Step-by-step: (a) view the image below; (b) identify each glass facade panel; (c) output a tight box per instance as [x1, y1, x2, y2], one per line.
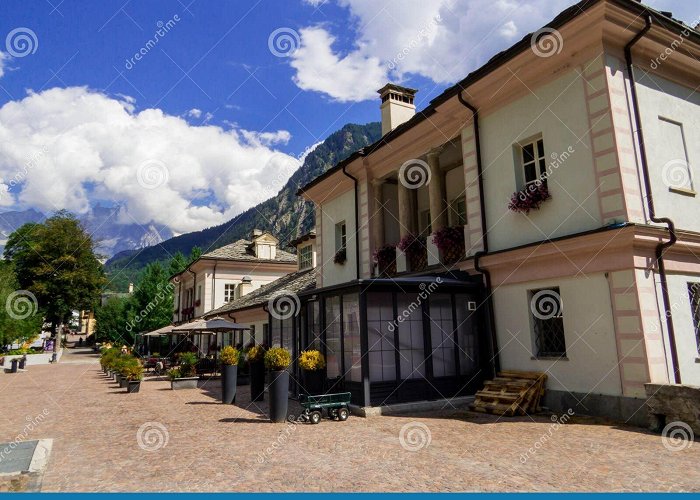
[271, 318, 281, 347]
[366, 292, 396, 382]
[325, 296, 342, 379]
[455, 295, 478, 375]
[307, 300, 321, 350]
[429, 294, 456, 378]
[281, 317, 293, 352]
[342, 294, 361, 382]
[397, 294, 426, 380]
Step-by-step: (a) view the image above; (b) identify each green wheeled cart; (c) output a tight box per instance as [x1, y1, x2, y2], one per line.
[299, 392, 352, 424]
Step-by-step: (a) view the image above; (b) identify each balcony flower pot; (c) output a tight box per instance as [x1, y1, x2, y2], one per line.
[265, 347, 291, 422]
[432, 226, 465, 265]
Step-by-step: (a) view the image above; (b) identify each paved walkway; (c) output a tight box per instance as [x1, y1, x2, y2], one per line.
[0, 345, 698, 492]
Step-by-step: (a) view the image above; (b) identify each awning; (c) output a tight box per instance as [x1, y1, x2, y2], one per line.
[172, 317, 250, 333]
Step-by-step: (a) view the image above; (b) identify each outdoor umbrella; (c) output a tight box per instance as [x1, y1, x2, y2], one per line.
[142, 325, 175, 336]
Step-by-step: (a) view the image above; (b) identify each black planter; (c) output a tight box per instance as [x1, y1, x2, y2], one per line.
[301, 369, 324, 395]
[18, 358, 26, 370]
[221, 364, 238, 404]
[127, 380, 141, 393]
[119, 376, 128, 388]
[268, 370, 289, 423]
[10, 358, 19, 373]
[249, 361, 265, 402]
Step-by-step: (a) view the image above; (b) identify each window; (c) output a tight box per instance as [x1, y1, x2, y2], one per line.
[335, 222, 347, 252]
[658, 118, 692, 191]
[429, 294, 456, 377]
[224, 284, 236, 303]
[521, 138, 546, 186]
[248, 324, 255, 346]
[396, 294, 425, 380]
[196, 285, 202, 303]
[325, 296, 342, 379]
[530, 287, 566, 357]
[298, 245, 313, 270]
[342, 294, 362, 382]
[257, 243, 271, 259]
[367, 293, 397, 382]
[419, 210, 432, 236]
[688, 283, 700, 353]
[455, 295, 478, 375]
[449, 198, 467, 226]
[262, 323, 269, 346]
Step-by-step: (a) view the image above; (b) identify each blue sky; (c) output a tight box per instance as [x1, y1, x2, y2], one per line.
[0, 0, 695, 235]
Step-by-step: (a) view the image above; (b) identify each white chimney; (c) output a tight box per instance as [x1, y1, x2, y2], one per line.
[378, 83, 417, 136]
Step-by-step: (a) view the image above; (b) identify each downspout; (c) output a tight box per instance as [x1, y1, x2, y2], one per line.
[457, 90, 500, 374]
[624, 13, 681, 383]
[342, 154, 364, 281]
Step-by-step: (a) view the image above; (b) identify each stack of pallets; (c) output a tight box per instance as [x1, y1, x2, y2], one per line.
[470, 370, 547, 416]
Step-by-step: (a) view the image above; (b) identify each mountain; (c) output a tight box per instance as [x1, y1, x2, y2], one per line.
[0, 205, 173, 260]
[105, 122, 382, 290]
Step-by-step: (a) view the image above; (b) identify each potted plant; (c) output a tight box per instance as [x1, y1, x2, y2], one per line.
[373, 244, 397, 276]
[299, 350, 326, 395]
[247, 345, 267, 402]
[123, 363, 144, 393]
[432, 225, 465, 265]
[264, 347, 291, 422]
[118, 356, 139, 388]
[219, 345, 240, 404]
[397, 234, 427, 272]
[508, 182, 551, 214]
[169, 352, 199, 390]
[333, 248, 347, 265]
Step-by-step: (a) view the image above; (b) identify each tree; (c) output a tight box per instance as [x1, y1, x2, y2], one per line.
[127, 262, 173, 337]
[94, 296, 132, 344]
[189, 246, 202, 262]
[5, 211, 106, 334]
[0, 262, 43, 349]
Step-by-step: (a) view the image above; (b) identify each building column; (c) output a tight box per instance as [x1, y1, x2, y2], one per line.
[371, 180, 385, 250]
[427, 147, 446, 266]
[427, 147, 447, 232]
[397, 179, 412, 239]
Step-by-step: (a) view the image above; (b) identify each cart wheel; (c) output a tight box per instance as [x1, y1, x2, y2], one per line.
[310, 411, 322, 424]
[337, 407, 349, 421]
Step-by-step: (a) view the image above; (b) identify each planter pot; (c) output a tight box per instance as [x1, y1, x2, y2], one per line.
[127, 380, 141, 393]
[9, 358, 19, 373]
[18, 358, 26, 370]
[268, 370, 289, 423]
[170, 377, 199, 390]
[237, 375, 250, 386]
[113, 372, 118, 382]
[221, 364, 238, 404]
[119, 376, 128, 388]
[249, 361, 265, 402]
[301, 369, 324, 395]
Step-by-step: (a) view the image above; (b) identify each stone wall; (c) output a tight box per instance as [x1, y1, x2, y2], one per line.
[645, 383, 700, 435]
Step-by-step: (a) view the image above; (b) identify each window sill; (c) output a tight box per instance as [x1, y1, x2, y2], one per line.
[531, 356, 569, 361]
[668, 186, 696, 197]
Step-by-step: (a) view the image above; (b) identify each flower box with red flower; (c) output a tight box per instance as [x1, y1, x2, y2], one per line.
[508, 182, 551, 214]
[373, 245, 397, 277]
[397, 234, 427, 272]
[432, 226, 465, 265]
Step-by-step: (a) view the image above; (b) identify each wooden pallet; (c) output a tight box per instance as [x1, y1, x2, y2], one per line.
[470, 370, 547, 416]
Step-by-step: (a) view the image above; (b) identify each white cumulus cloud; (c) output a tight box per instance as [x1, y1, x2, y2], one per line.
[289, 0, 578, 102]
[0, 86, 302, 234]
[0, 51, 8, 79]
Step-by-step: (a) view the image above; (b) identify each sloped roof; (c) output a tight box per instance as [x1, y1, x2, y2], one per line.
[203, 268, 316, 317]
[201, 239, 296, 263]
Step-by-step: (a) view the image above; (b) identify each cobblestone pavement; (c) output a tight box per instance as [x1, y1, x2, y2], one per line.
[0, 346, 698, 492]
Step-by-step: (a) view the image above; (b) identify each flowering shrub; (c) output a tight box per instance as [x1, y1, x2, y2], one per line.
[264, 347, 291, 371]
[333, 248, 347, 264]
[246, 344, 266, 363]
[219, 345, 240, 366]
[508, 182, 551, 214]
[431, 226, 465, 253]
[299, 350, 326, 371]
